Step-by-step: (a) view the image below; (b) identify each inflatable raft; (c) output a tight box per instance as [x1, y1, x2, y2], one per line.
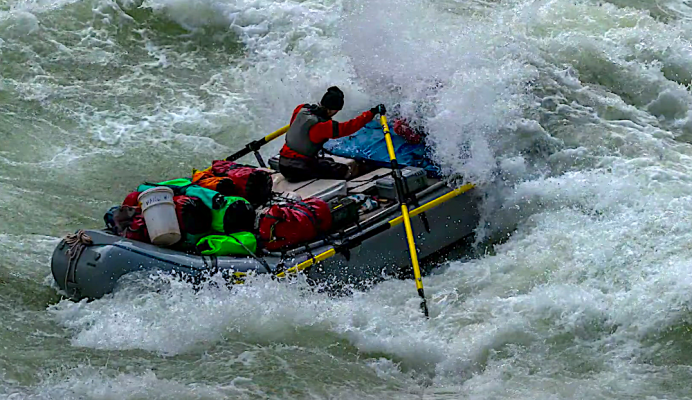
[51, 122, 480, 300]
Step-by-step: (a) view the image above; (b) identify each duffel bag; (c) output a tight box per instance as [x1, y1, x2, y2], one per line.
[191, 169, 236, 196]
[174, 195, 212, 235]
[124, 211, 149, 243]
[210, 160, 273, 207]
[257, 197, 332, 251]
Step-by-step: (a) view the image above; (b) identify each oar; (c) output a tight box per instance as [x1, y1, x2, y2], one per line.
[225, 124, 290, 166]
[379, 114, 430, 317]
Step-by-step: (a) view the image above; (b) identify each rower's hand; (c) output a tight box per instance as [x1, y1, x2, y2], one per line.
[370, 104, 386, 116]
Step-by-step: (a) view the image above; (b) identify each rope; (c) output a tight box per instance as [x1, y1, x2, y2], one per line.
[63, 230, 93, 290]
[65, 230, 93, 257]
[227, 235, 273, 274]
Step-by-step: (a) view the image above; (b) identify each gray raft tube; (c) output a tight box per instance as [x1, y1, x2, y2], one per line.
[51, 181, 479, 300]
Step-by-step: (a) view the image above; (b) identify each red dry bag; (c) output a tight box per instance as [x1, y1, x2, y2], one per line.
[257, 197, 332, 251]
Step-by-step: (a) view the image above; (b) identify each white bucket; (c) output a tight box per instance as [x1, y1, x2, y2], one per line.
[137, 187, 181, 246]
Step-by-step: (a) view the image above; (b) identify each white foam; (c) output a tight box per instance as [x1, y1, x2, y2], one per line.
[28, 366, 247, 399]
[48, 273, 442, 364]
[0, 10, 40, 36]
[6, 0, 692, 397]
[647, 87, 692, 120]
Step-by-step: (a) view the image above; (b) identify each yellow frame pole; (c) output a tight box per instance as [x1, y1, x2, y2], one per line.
[381, 114, 429, 317]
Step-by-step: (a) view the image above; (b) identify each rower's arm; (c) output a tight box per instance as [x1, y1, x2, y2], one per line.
[309, 110, 375, 142]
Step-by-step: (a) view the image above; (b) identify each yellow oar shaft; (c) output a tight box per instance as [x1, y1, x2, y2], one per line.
[265, 124, 290, 142]
[400, 203, 424, 291]
[226, 124, 290, 162]
[380, 115, 428, 316]
[275, 248, 336, 278]
[383, 124, 397, 160]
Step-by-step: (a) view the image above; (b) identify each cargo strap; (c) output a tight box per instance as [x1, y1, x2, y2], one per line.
[258, 200, 323, 243]
[227, 234, 272, 274]
[406, 194, 431, 233]
[63, 230, 93, 289]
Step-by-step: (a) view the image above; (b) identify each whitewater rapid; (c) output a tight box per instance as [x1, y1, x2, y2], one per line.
[2, 0, 692, 398]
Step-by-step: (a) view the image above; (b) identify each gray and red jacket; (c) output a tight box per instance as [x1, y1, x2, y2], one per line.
[280, 104, 374, 160]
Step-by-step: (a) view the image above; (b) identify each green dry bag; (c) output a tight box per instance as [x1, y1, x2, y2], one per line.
[197, 232, 257, 256]
[138, 179, 226, 210]
[210, 196, 255, 234]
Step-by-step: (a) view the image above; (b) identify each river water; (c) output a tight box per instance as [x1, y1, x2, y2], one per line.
[2, 0, 692, 398]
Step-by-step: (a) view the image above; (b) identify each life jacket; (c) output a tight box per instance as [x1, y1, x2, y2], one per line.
[285, 104, 335, 158]
[210, 196, 256, 234]
[174, 195, 212, 235]
[256, 197, 332, 251]
[210, 160, 273, 207]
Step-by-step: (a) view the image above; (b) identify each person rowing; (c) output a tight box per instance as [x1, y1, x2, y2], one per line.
[278, 86, 386, 182]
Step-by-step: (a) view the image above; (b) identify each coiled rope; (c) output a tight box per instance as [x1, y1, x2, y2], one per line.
[63, 230, 93, 290]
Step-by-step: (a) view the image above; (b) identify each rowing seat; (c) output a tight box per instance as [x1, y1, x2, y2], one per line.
[267, 154, 362, 179]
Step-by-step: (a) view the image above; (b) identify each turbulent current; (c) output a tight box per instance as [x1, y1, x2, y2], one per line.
[3, 0, 692, 398]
